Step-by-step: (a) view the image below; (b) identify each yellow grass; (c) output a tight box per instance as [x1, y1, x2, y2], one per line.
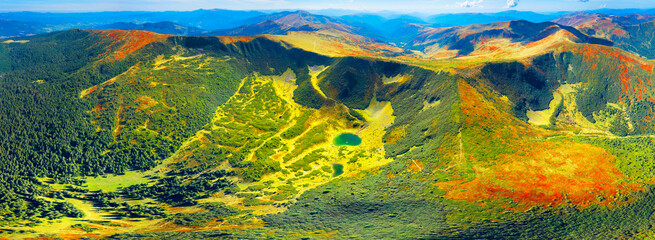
[421, 100, 441, 113]
[2, 39, 29, 44]
[309, 65, 329, 99]
[383, 74, 413, 84]
[527, 92, 562, 126]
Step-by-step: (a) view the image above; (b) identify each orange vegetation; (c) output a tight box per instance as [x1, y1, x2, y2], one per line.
[611, 28, 628, 37]
[218, 36, 258, 44]
[443, 140, 641, 208]
[409, 160, 423, 172]
[136, 96, 158, 111]
[80, 85, 98, 98]
[114, 106, 125, 137]
[436, 80, 642, 209]
[573, 44, 655, 102]
[92, 29, 170, 61]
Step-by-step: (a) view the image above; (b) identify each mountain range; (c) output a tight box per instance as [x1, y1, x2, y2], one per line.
[3, 7, 655, 240]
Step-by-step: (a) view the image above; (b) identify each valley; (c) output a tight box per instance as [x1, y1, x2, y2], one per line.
[2, 7, 655, 239]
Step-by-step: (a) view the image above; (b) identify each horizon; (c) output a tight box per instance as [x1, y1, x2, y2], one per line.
[2, 0, 653, 15]
[0, 7, 646, 16]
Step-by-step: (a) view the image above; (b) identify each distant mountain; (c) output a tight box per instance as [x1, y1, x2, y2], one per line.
[554, 12, 655, 58]
[340, 14, 428, 42]
[210, 11, 383, 40]
[409, 20, 612, 57]
[99, 21, 209, 36]
[211, 20, 317, 36]
[233, 10, 354, 29]
[488, 10, 561, 23]
[590, 8, 655, 16]
[306, 8, 363, 16]
[0, 9, 265, 30]
[0, 19, 44, 38]
[383, 16, 429, 36]
[339, 14, 389, 29]
[554, 12, 655, 27]
[427, 11, 561, 27]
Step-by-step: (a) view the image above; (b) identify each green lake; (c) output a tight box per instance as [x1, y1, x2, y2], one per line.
[333, 133, 362, 146]
[332, 164, 344, 177]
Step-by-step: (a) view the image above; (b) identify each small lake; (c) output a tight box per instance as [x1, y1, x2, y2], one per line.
[332, 164, 344, 177]
[333, 133, 362, 146]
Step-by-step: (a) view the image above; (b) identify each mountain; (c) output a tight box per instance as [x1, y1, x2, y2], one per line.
[590, 8, 655, 16]
[211, 19, 316, 36]
[0, 19, 45, 38]
[554, 12, 655, 58]
[210, 11, 384, 42]
[4, 9, 655, 240]
[402, 20, 612, 58]
[99, 21, 209, 36]
[0, 9, 266, 30]
[212, 11, 375, 36]
[427, 11, 561, 27]
[554, 12, 655, 27]
[488, 10, 561, 23]
[339, 14, 428, 37]
[339, 13, 389, 29]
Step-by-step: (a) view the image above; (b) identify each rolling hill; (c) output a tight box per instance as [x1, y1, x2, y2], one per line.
[398, 20, 612, 58]
[0, 19, 45, 38]
[0, 9, 266, 31]
[98, 21, 209, 36]
[3, 9, 655, 240]
[554, 12, 655, 58]
[210, 11, 383, 40]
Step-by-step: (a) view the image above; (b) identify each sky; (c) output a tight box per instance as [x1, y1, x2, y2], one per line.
[1, 0, 654, 13]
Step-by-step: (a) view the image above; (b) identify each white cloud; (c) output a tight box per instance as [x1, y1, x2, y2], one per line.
[456, 0, 483, 8]
[600, 3, 607, 8]
[505, 0, 518, 8]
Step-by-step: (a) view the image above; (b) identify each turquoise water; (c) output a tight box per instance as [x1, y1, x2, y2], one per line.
[333, 133, 362, 146]
[332, 164, 344, 177]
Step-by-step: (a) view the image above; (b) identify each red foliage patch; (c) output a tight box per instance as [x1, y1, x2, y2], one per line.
[444, 140, 640, 208]
[408, 160, 423, 172]
[438, 80, 642, 210]
[572, 44, 655, 104]
[136, 96, 157, 111]
[611, 28, 628, 37]
[94, 29, 170, 61]
[218, 36, 257, 44]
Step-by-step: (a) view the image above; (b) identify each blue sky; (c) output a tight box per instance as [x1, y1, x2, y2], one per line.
[1, 0, 653, 13]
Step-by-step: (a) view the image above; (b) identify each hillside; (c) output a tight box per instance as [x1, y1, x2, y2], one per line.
[98, 21, 209, 36]
[554, 12, 655, 58]
[395, 20, 611, 59]
[210, 11, 382, 40]
[3, 9, 655, 239]
[0, 19, 44, 38]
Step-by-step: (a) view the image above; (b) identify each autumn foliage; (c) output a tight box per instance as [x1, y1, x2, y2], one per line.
[92, 29, 170, 61]
[435, 80, 642, 210]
